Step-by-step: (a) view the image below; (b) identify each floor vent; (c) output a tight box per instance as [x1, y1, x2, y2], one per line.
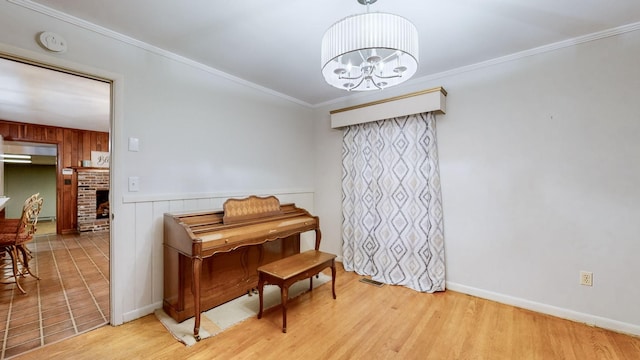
[359, 278, 384, 287]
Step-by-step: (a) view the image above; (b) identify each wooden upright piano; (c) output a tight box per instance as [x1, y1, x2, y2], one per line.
[163, 195, 321, 340]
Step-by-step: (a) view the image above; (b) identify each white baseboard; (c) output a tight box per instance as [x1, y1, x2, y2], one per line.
[446, 282, 640, 337]
[122, 302, 163, 324]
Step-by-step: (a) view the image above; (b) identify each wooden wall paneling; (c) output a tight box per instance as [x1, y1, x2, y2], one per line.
[81, 131, 91, 162]
[14, 125, 22, 139]
[24, 123, 36, 140]
[69, 130, 81, 233]
[0, 123, 8, 137]
[61, 129, 76, 232]
[0, 123, 10, 138]
[99, 134, 107, 155]
[61, 129, 72, 167]
[59, 170, 72, 233]
[88, 132, 95, 156]
[56, 141, 63, 233]
[55, 128, 64, 233]
[3, 123, 15, 139]
[21, 123, 32, 139]
[31, 123, 45, 140]
[73, 129, 82, 166]
[59, 129, 69, 232]
[90, 132, 96, 160]
[44, 126, 57, 142]
[91, 131, 108, 153]
[14, 123, 24, 139]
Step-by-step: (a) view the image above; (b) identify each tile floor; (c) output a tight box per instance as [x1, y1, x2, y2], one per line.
[0, 231, 109, 359]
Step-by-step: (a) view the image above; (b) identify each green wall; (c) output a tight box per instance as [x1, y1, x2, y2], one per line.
[3, 164, 56, 220]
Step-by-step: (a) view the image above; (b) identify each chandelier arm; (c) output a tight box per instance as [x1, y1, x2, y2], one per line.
[370, 79, 383, 90]
[349, 76, 368, 90]
[373, 73, 402, 80]
[339, 73, 365, 81]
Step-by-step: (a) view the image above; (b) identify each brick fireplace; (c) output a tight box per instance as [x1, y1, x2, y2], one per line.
[77, 168, 110, 232]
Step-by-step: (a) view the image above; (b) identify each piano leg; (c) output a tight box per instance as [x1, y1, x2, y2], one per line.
[281, 286, 289, 333]
[331, 259, 337, 299]
[192, 256, 202, 341]
[257, 275, 265, 319]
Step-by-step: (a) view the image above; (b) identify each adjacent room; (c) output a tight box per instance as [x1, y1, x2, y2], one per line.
[0, 58, 111, 358]
[0, 1, 639, 359]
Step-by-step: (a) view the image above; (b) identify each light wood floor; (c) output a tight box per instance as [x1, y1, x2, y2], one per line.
[14, 264, 640, 360]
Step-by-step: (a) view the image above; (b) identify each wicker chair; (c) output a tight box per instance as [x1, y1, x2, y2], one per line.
[0, 193, 43, 294]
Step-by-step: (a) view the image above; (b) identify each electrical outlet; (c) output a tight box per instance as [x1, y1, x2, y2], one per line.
[580, 271, 593, 286]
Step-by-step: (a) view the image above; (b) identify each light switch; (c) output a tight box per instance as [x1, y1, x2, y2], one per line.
[128, 176, 140, 192]
[128, 137, 139, 152]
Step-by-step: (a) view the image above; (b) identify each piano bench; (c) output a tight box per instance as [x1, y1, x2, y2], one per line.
[257, 250, 337, 333]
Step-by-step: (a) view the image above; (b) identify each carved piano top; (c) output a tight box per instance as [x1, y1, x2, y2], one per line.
[164, 195, 321, 257]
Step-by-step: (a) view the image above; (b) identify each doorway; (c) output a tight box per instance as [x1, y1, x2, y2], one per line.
[0, 56, 111, 234]
[2, 140, 57, 234]
[0, 55, 112, 358]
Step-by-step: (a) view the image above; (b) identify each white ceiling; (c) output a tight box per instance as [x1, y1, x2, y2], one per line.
[2, 0, 640, 131]
[0, 57, 111, 132]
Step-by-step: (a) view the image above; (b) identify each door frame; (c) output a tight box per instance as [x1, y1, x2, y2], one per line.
[0, 43, 124, 326]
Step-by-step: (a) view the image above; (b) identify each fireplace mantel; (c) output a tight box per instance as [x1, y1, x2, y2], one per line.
[74, 167, 109, 171]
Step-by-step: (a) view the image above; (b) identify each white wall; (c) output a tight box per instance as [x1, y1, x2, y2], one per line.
[0, 2, 316, 325]
[314, 29, 640, 335]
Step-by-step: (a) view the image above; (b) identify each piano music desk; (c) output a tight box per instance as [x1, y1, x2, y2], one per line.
[257, 250, 336, 333]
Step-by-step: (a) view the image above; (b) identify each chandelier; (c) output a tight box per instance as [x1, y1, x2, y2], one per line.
[321, 0, 419, 91]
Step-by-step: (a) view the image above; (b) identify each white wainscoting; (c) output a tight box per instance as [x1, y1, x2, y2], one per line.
[118, 190, 315, 323]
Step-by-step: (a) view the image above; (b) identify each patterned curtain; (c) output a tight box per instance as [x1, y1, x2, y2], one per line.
[341, 112, 445, 292]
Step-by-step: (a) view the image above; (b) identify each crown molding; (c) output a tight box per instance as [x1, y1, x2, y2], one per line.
[315, 21, 640, 109]
[10, 0, 640, 109]
[412, 21, 640, 83]
[8, 0, 313, 108]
